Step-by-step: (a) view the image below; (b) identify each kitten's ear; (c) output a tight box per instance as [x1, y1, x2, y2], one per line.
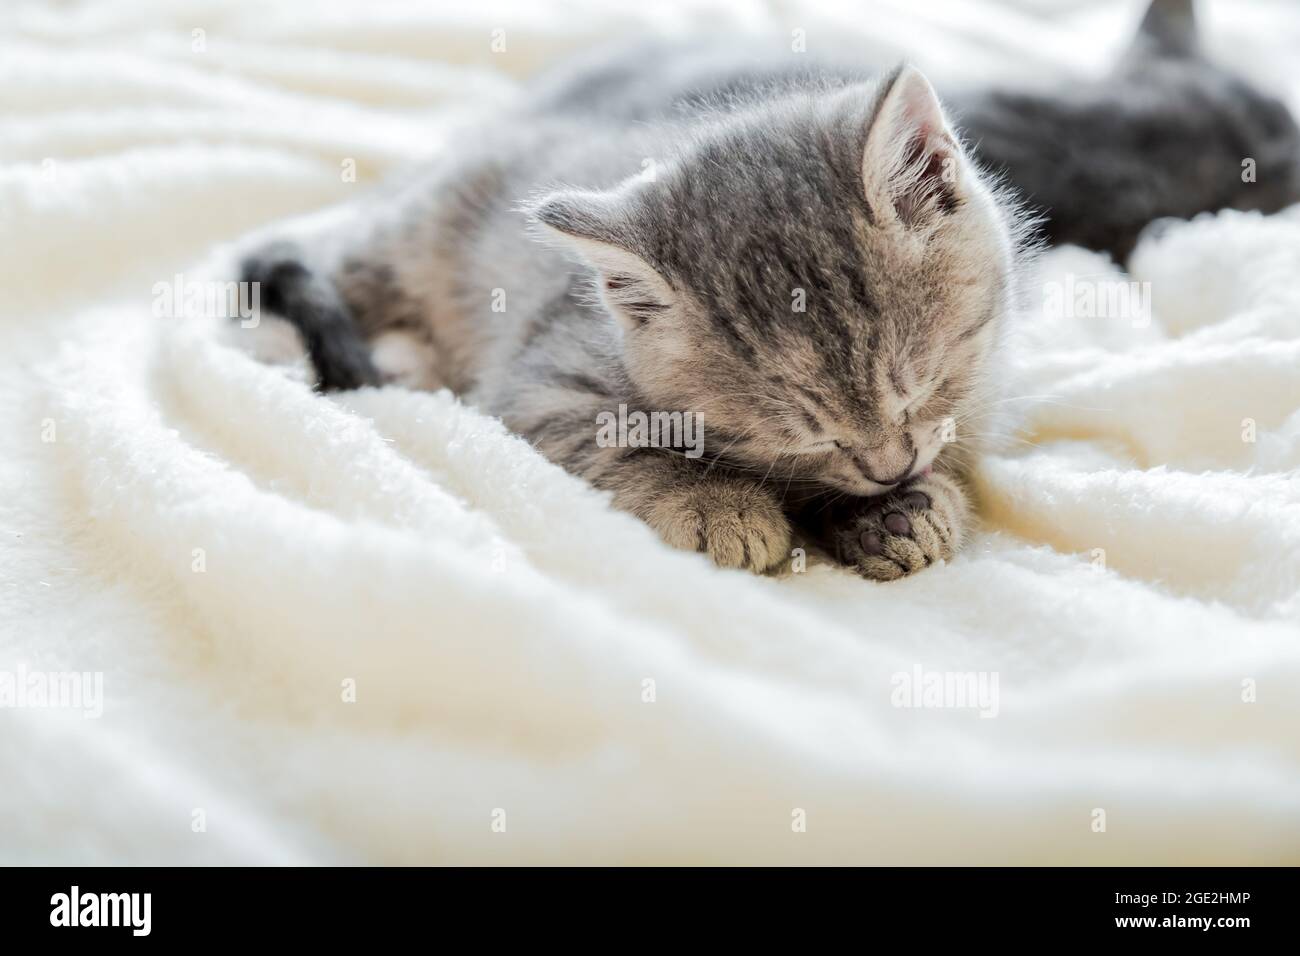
[1133, 0, 1197, 59]
[861, 65, 961, 228]
[532, 189, 628, 248]
[532, 189, 676, 330]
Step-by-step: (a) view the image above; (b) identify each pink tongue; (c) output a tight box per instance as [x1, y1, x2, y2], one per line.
[919, 466, 932, 477]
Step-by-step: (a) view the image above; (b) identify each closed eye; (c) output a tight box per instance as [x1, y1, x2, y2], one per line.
[911, 377, 962, 418]
[800, 440, 842, 455]
[905, 381, 943, 416]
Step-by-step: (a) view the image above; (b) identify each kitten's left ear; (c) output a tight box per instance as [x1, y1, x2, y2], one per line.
[531, 188, 677, 330]
[862, 65, 961, 228]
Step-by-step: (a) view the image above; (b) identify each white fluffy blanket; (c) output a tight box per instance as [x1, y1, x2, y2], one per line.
[3, 0, 1299, 864]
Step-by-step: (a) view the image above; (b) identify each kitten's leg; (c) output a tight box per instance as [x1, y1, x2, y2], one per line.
[240, 241, 381, 391]
[640, 469, 793, 572]
[231, 171, 456, 392]
[825, 469, 971, 581]
[577, 445, 792, 573]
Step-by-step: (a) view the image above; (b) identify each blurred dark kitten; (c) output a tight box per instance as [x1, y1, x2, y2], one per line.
[954, 0, 1300, 260]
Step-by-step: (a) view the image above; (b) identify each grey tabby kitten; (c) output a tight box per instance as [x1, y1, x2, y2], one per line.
[234, 0, 1297, 580]
[241, 60, 1014, 580]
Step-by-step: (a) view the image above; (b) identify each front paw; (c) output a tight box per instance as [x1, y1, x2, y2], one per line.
[834, 474, 968, 581]
[647, 478, 791, 573]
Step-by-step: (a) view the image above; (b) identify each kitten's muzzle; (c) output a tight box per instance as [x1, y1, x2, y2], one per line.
[860, 448, 918, 487]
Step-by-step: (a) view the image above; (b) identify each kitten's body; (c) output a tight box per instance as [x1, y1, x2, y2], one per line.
[233, 0, 1299, 579]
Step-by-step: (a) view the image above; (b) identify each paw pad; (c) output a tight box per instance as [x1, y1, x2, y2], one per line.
[882, 511, 911, 536]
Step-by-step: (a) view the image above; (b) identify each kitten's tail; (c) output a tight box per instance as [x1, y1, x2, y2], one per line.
[239, 242, 381, 391]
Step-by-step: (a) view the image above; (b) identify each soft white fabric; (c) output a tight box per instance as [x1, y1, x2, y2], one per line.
[3, 0, 1298, 864]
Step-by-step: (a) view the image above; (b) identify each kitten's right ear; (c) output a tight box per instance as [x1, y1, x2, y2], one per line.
[531, 189, 677, 330]
[861, 65, 961, 229]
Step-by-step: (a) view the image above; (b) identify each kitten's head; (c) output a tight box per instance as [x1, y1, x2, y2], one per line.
[533, 66, 1021, 495]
